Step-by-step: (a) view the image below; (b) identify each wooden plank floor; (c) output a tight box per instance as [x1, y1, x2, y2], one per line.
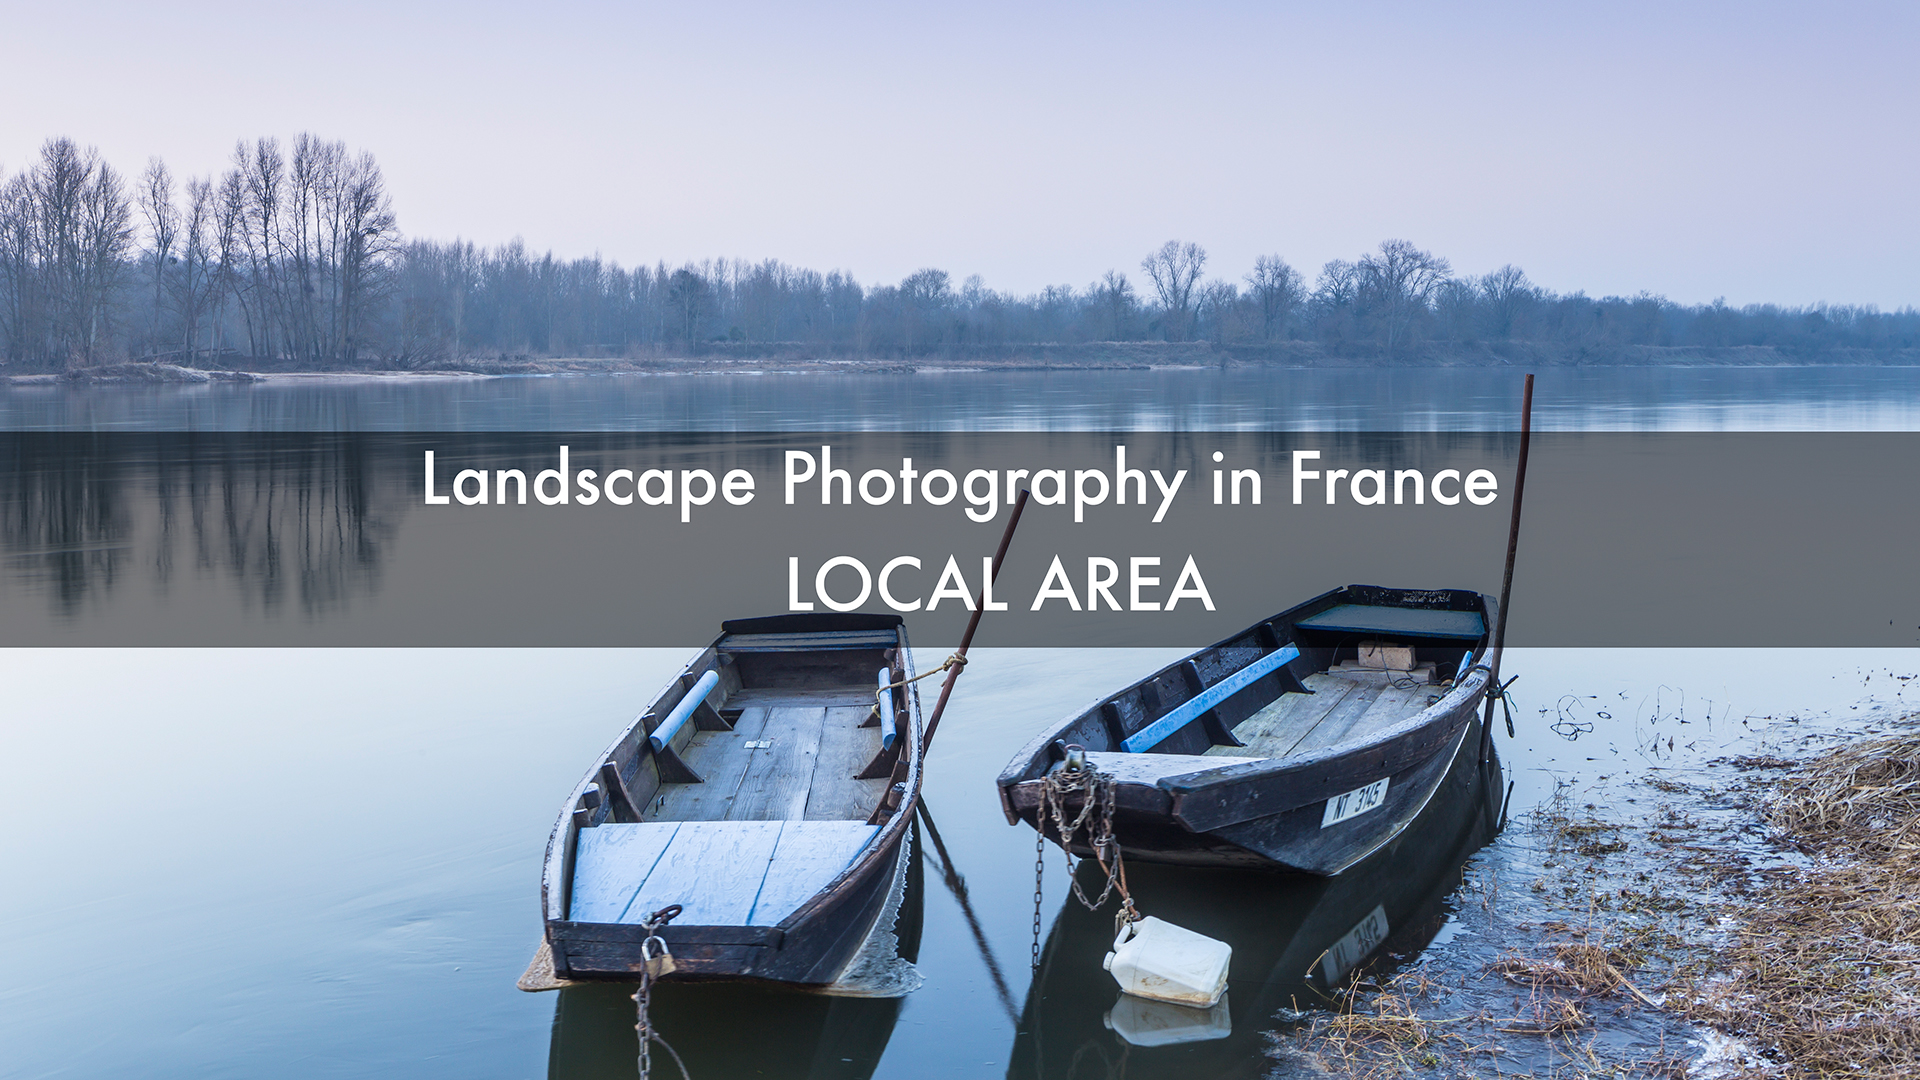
[806, 705, 889, 820]
[729, 705, 829, 820]
[570, 820, 881, 925]
[646, 693, 886, 825]
[1205, 670, 1436, 760]
[628, 821, 785, 925]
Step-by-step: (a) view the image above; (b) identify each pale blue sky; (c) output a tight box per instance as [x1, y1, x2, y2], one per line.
[3, 0, 1914, 306]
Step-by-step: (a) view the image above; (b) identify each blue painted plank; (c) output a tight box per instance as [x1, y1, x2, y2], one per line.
[747, 822, 880, 926]
[624, 820, 785, 925]
[649, 668, 722, 753]
[1123, 645, 1300, 753]
[569, 823, 681, 923]
[1294, 605, 1486, 641]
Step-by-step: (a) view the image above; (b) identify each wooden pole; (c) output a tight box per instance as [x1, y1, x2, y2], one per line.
[921, 488, 1031, 752]
[1483, 373, 1534, 761]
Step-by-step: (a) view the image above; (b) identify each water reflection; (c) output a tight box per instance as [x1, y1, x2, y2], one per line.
[0, 433, 395, 620]
[546, 818, 925, 1080]
[1011, 722, 1503, 1080]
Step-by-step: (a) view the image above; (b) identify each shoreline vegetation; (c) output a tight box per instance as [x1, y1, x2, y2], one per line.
[4, 135, 1918, 377]
[9, 346, 1920, 388]
[1284, 719, 1920, 1079]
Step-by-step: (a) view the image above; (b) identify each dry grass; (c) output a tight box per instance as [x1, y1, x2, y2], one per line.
[1494, 995, 1590, 1036]
[1310, 970, 1495, 1078]
[1770, 733, 1920, 856]
[1491, 940, 1657, 1005]
[1669, 728, 1920, 1077]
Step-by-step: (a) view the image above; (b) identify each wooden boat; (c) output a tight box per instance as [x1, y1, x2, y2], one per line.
[541, 612, 922, 985]
[1010, 715, 1504, 1076]
[997, 584, 1494, 875]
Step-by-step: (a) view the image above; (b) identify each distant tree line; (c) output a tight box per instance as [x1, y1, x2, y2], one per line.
[3, 134, 1917, 370]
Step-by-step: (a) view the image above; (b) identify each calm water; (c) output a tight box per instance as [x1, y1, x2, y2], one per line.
[3, 367, 1917, 1080]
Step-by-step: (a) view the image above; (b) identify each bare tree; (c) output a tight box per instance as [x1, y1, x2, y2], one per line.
[1358, 239, 1450, 353]
[1244, 254, 1303, 342]
[334, 149, 396, 363]
[1478, 264, 1533, 339]
[233, 137, 285, 358]
[212, 167, 246, 357]
[1196, 280, 1240, 342]
[137, 158, 178, 355]
[899, 268, 951, 350]
[174, 176, 217, 362]
[1091, 270, 1135, 340]
[21, 139, 133, 366]
[0, 168, 37, 362]
[1, 143, 133, 367]
[667, 266, 707, 348]
[76, 158, 134, 364]
[1140, 240, 1206, 341]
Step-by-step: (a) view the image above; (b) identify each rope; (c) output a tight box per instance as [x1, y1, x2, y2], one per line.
[1491, 674, 1519, 738]
[634, 905, 691, 1080]
[871, 653, 967, 723]
[1467, 664, 1521, 738]
[1037, 748, 1140, 938]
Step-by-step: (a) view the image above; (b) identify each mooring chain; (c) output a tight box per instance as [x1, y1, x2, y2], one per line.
[1031, 828, 1046, 970]
[634, 905, 691, 1080]
[1038, 748, 1140, 934]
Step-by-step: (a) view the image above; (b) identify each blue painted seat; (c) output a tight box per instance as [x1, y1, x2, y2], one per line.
[1123, 644, 1300, 753]
[570, 820, 880, 927]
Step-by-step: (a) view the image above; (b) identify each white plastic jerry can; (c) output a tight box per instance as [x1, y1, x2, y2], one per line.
[1102, 916, 1232, 1009]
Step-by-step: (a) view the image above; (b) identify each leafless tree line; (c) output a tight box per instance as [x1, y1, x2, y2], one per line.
[3, 134, 1917, 370]
[2, 135, 393, 368]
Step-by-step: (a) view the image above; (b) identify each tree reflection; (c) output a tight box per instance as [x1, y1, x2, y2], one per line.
[0, 434, 397, 624]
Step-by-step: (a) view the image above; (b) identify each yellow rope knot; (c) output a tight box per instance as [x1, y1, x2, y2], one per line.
[871, 653, 972, 720]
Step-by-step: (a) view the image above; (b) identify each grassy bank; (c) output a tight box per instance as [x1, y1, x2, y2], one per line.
[1670, 733, 1920, 1075]
[1280, 718, 1920, 1078]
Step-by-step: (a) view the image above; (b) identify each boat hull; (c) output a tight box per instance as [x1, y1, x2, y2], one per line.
[1005, 704, 1476, 874]
[998, 584, 1493, 876]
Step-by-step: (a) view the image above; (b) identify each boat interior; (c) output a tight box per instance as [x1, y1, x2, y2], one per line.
[1203, 602, 1486, 761]
[1025, 591, 1490, 779]
[566, 622, 905, 929]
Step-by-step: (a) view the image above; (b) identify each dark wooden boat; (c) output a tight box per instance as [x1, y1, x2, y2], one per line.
[997, 584, 1494, 875]
[541, 612, 922, 985]
[1010, 713, 1504, 1077]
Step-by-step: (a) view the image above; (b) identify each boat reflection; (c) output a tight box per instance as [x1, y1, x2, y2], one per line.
[546, 815, 924, 1080]
[1010, 719, 1504, 1079]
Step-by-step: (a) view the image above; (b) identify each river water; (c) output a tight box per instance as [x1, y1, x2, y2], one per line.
[3, 366, 1917, 1080]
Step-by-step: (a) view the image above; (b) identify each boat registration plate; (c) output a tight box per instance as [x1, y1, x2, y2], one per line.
[1321, 778, 1389, 828]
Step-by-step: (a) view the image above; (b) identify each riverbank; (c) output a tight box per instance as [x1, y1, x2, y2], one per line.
[7, 342, 1920, 385]
[1280, 706, 1920, 1079]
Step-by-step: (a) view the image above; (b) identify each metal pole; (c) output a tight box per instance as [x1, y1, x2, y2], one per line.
[922, 488, 1032, 752]
[1483, 374, 1533, 760]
